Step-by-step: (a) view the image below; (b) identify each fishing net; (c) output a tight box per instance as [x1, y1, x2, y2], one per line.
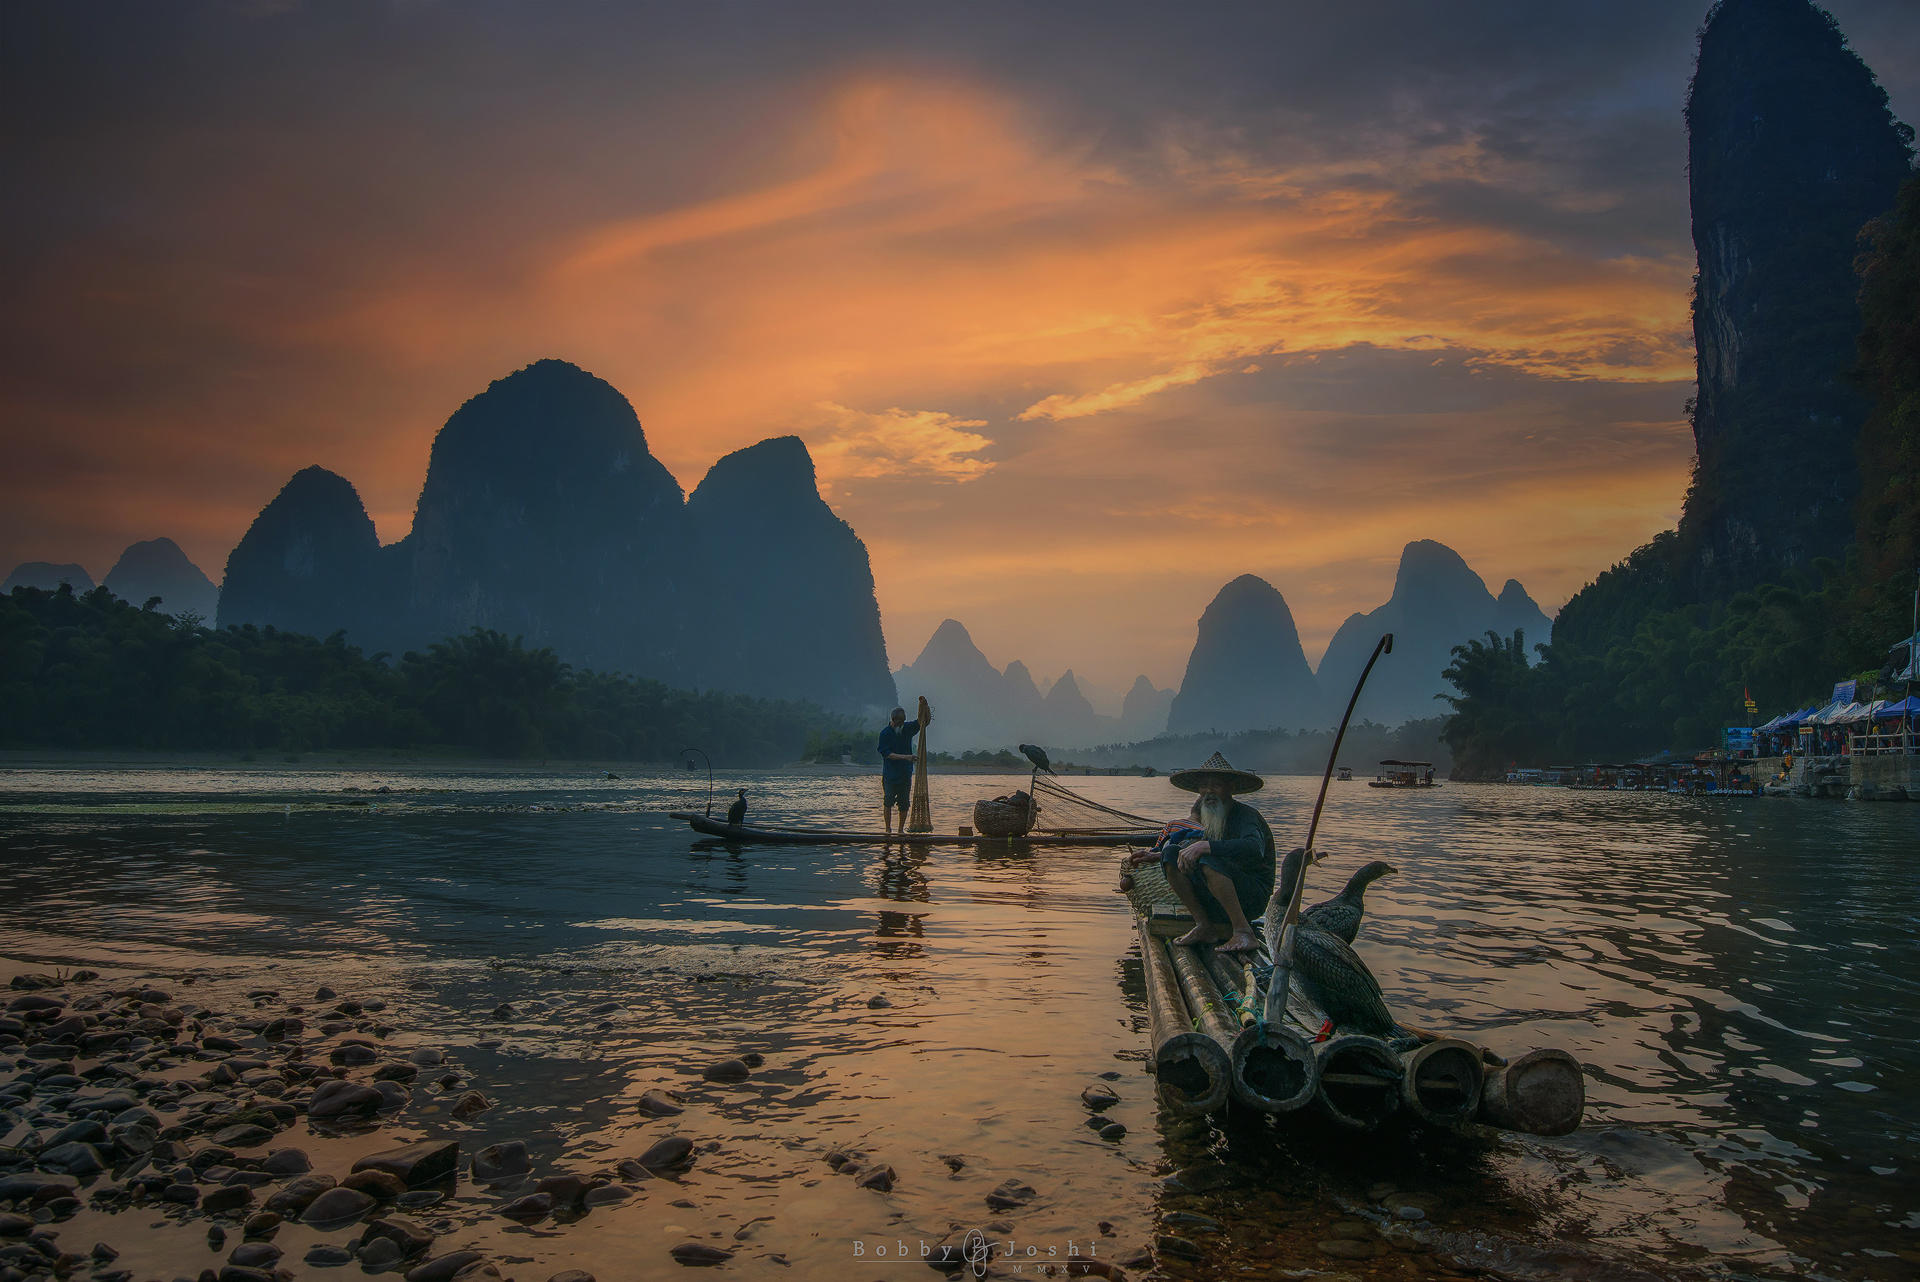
[1028, 773, 1161, 836]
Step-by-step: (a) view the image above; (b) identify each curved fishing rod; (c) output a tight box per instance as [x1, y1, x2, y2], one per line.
[679, 746, 714, 817]
[1261, 632, 1392, 1025]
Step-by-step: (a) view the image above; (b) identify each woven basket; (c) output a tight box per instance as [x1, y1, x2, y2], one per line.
[972, 795, 1034, 838]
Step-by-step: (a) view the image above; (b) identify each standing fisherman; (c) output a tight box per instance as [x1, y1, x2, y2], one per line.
[877, 703, 931, 834]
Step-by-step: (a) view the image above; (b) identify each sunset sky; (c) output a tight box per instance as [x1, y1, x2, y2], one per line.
[5, 2, 1917, 696]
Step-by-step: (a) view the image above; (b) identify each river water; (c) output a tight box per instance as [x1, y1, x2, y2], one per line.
[0, 763, 1915, 1281]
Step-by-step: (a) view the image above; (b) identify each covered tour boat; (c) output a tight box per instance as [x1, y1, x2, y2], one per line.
[1368, 759, 1437, 788]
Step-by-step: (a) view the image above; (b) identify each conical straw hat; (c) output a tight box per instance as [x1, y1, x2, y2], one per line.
[1168, 751, 1264, 794]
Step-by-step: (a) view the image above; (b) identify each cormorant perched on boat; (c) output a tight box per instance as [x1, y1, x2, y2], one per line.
[1263, 848, 1407, 1039]
[1289, 922, 1404, 1039]
[1304, 860, 1396, 944]
[1019, 744, 1056, 775]
[726, 789, 748, 826]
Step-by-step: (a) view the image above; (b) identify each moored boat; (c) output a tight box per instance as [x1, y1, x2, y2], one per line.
[1368, 759, 1437, 788]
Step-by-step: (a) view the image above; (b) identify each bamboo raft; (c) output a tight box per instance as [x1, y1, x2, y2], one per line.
[1127, 863, 1585, 1136]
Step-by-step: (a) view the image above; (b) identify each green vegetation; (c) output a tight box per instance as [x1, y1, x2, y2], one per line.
[799, 730, 1031, 770]
[0, 585, 855, 764]
[944, 748, 1030, 769]
[1442, 176, 1920, 777]
[1063, 720, 1450, 777]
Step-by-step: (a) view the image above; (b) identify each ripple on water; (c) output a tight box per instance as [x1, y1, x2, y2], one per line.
[0, 766, 1915, 1281]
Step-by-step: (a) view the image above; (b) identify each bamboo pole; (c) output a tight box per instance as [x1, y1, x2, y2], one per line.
[1263, 633, 1393, 1025]
[906, 695, 932, 833]
[1136, 919, 1229, 1116]
[1168, 943, 1240, 1048]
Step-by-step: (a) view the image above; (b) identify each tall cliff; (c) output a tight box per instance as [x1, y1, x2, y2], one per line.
[1167, 575, 1319, 735]
[396, 359, 688, 675]
[104, 538, 218, 620]
[218, 467, 384, 641]
[215, 360, 896, 715]
[1317, 542, 1551, 727]
[1680, 0, 1913, 589]
[684, 436, 896, 713]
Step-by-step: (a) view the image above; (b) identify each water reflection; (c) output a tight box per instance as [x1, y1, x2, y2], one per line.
[0, 766, 1913, 1279]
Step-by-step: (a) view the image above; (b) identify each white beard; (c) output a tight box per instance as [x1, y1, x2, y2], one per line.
[1198, 794, 1230, 842]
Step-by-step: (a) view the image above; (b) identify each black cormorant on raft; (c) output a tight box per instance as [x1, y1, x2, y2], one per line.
[726, 789, 748, 827]
[1304, 858, 1395, 943]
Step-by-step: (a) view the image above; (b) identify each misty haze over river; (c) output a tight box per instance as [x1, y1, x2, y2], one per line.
[1, 764, 1914, 1281]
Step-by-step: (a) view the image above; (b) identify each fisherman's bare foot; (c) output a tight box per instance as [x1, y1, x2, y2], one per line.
[1219, 929, 1260, 954]
[1173, 924, 1229, 946]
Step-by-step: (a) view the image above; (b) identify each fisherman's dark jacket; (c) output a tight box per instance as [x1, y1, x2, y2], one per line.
[876, 722, 921, 782]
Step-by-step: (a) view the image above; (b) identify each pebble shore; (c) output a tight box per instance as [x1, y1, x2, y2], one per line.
[0, 970, 744, 1282]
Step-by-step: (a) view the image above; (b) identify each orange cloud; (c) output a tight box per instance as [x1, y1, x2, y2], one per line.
[806, 403, 993, 486]
[5, 68, 1701, 696]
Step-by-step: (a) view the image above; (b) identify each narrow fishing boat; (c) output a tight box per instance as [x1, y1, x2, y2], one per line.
[669, 774, 1160, 847]
[670, 810, 1152, 847]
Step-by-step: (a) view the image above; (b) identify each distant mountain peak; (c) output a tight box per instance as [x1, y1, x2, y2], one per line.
[1393, 540, 1488, 598]
[105, 537, 218, 619]
[218, 464, 382, 637]
[2, 562, 95, 594]
[914, 619, 986, 666]
[1168, 574, 1317, 734]
[281, 464, 363, 505]
[690, 435, 821, 509]
[422, 357, 681, 507]
[1496, 578, 1538, 609]
[1317, 543, 1552, 726]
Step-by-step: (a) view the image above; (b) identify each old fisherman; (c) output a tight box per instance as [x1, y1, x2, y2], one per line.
[1129, 751, 1275, 953]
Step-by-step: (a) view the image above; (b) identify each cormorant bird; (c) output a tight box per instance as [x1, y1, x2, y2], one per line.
[1019, 744, 1056, 775]
[1304, 861, 1397, 944]
[1291, 920, 1403, 1039]
[1262, 848, 1406, 1039]
[725, 788, 748, 826]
